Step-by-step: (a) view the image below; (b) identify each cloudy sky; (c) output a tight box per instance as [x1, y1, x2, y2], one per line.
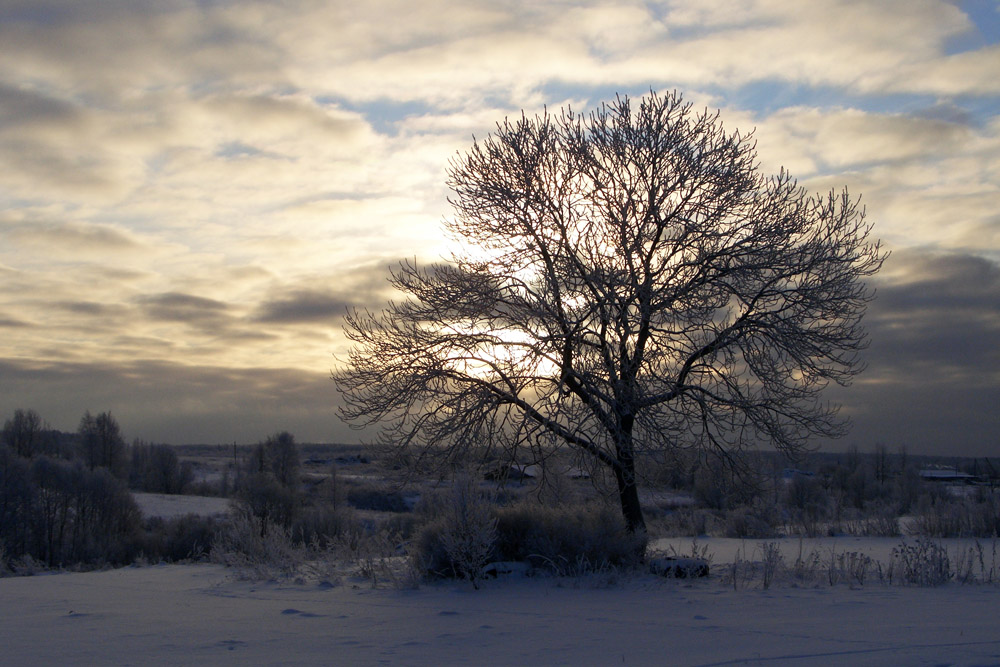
[1, 0, 998, 456]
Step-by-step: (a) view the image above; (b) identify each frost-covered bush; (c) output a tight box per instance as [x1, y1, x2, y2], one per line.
[493, 501, 645, 574]
[910, 492, 1000, 538]
[723, 499, 781, 539]
[838, 501, 900, 537]
[137, 514, 219, 562]
[412, 475, 497, 587]
[234, 473, 300, 530]
[650, 507, 720, 537]
[438, 475, 497, 587]
[290, 505, 361, 548]
[211, 513, 303, 580]
[889, 538, 951, 586]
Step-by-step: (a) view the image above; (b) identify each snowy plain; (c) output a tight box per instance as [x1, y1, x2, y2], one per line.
[3, 550, 1000, 666]
[133, 492, 231, 520]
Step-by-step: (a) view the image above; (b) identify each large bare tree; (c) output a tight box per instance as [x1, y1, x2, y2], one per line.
[335, 91, 885, 534]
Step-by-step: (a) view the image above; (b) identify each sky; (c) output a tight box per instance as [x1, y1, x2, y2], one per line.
[0, 0, 998, 456]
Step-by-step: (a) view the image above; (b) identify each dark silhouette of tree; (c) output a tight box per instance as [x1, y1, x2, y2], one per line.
[335, 91, 885, 534]
[129, 441, 192, 494]
[78, 411, 127, 479]
[234, 432, 301, 533]
[264, 431, 300, 489]
[2, 408, 44, 459]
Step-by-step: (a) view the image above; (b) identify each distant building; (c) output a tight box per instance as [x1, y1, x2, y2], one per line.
[919, 468, 978, 484]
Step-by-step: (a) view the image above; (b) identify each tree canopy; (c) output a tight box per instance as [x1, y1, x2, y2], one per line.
[335, 91, 885, 534]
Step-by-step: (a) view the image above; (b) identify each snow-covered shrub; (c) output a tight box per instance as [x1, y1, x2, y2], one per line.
[438, 475, 497, 588]
[827, 550, 875, 587]
[412, 474, 497, 587]
[290, 505, 360, 548]
[889, 538, 950, 586]
[331, 527, 416, 589]
[723, 499, 781, 539]
[952, 537, 1000, 585]
[137, 514, 219, 562]
[211, 513, 303, 580]
[838, 501, 899, 537]
[650, 507, 720, 537]
[760, 542, 783, 589]
[493, 501, 645, 575]
[911, 492, 1000, 538]
[233, 473, 300, 530]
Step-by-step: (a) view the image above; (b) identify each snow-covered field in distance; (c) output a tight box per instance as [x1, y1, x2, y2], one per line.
[2, 560, 999, 666]
[133, 492, 231, 519]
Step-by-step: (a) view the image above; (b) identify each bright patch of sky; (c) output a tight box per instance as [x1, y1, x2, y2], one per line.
[948, 0, 1000, 52]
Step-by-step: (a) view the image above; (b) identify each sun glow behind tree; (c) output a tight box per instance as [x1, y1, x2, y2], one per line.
[337, 90, 883, 534]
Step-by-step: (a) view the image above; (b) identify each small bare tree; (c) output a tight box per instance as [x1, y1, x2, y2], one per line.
[335, 91, 885, 534]
[2, 408, 44, 459]
[78, 411, 127, 479]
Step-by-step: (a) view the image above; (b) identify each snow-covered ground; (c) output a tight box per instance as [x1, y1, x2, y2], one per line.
[2, 560, 999, 666]
[133, 492, 231, 519]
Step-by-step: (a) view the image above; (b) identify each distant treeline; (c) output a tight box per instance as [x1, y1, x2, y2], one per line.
[0, 407, 202, 569]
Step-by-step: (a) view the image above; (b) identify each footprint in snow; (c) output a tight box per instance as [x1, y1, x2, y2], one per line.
[281, 608, 324, 618]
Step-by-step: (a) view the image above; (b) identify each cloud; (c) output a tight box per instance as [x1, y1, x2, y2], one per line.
[5, 220, 145, 253]
[0, 313, 30, 328]
[0, 357, 351, 444]
[252, 262, 401, 325]
[137, 292, 232, 324]
[0, 81, 85, 129]
[819, 249, 1000, 455]
[254, 289, 354, 324]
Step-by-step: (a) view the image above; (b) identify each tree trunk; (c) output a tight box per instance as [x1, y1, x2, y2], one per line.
[613, 421, 647, 535]
[614, 462, 646, 535]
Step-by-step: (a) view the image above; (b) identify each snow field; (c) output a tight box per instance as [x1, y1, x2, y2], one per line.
[2, 555, 1000, 666]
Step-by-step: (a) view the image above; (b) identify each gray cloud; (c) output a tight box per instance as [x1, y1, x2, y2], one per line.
[0, 357, 352, 445]
[0, 313, 30, 328]
[253, 289, 353, 324]
[0, 81, 84, 128]
[252, 262, 400, 325]
[135, 292, 234, 332]
[4, 220, 146, 253]
[819, 249, 1000, 455]
[52, 300, 127, 317]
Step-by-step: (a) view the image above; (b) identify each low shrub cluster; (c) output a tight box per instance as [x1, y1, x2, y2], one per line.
[135, 514, 219, 562]
[411, 477, 646, 585]
[494, 502, 645, 574]
[910, 492, 1000, 538]
[720, 536, 999, 591]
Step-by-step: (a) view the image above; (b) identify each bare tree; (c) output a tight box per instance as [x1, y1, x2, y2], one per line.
[335, 91, 885, 534]
[78, 411, 127, 479]
[2, 408, 45, 459]
[264, 431, 300, 490]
